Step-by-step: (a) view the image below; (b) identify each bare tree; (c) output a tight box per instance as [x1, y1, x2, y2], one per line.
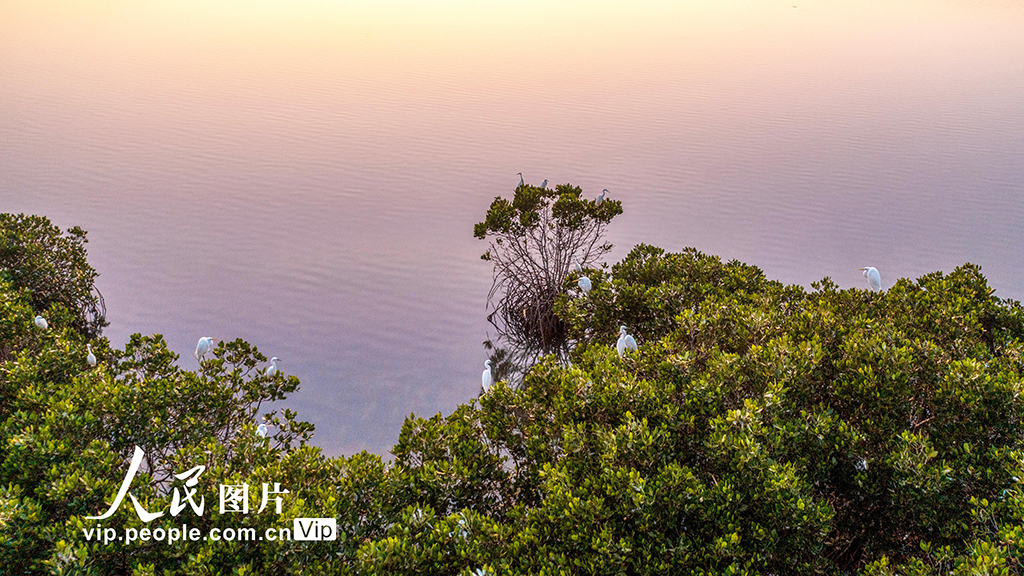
[474, 182, 622, 384]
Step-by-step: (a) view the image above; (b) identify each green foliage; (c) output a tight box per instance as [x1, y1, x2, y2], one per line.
[2, 215, 1023, 574]
[0, 214, 106, 340]
[474, 184, 622, 243]
[373, 245, 1024, 574]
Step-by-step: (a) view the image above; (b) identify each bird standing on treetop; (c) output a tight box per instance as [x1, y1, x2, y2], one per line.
[87, 344, 97, 367]
[267, 357, 280, 377]
[518, 172, 524, 187]
[195, 337, 218, 360]
[34, 315, 48, 329]
[596, 189, 607, 205]
[860, 267, 882, 292]
[481, 360, 493, 394]
[539, 179, 548, 189]
[617, 326, 638, 357]
[578, 276, 592, 294]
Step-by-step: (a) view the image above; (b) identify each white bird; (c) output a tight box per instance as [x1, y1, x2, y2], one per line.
[617, 326, 638, 357]
[860, 267, 882, 292]
[578, 276, 592, 294]
[34, 315, 48, 330]
[539, 179, 548, 189]
[572, 258, 583, 273]
[194, 337, 218, 360]
[267, 357, 280, 377]
[518, 172, 524, 187]
[481, 360, 493, 394]
[256, 423, 268, 438]
[596, 188, 607, 205]
[86, 344, 97, 367]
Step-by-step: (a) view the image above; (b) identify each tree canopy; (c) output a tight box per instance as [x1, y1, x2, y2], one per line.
[0, 214, 106, 341]
[1, 214, 1023, 575]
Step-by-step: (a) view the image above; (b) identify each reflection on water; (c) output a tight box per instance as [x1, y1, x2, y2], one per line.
[2, 0, 1022, 455]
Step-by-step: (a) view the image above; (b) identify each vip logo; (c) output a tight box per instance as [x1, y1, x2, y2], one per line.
[293, 518, 337, 541]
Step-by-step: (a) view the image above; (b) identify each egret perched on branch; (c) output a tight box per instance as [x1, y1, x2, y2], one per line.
[596, 188, 607, 205]
[34, 315, 48, 330]
[617, 326, 638, 357]
[578, 276, 592, 294]
[482, 360, 493, 394]
[572, 258, 582, 273]
[860, 267, 882, 292]
[518, 172, 524, 187]
[256, 423, 268, 438]
[195, 337, 218, 360]
[267, 357, 280, 377]
[539, 179, 548, 189]
[86, 344, 97, 367]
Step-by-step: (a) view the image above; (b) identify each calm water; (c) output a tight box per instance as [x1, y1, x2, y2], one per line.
[2, 1, 1022, 456]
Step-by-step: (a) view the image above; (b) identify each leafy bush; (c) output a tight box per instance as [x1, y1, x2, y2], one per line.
[0, 214, 106, 340]
[380, 245, 1024, 574]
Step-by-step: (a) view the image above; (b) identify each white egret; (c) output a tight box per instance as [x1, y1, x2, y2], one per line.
[617, 326, 638, 357]
[539, 179, 548, 189]
[572, 258, 582, 273]
[34, 315, 48, 330]
[267, 357, 280, 377]
[578, 276, 592, 294]
[194, 337, 218, 360]
[481, 360, 493, 394]
[86, 344, 97, 367]
[256, 423, 268, 438]
[518, 172, 524, 187]
[596, 188, 608, 205]
[860, 267, 882, 292]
